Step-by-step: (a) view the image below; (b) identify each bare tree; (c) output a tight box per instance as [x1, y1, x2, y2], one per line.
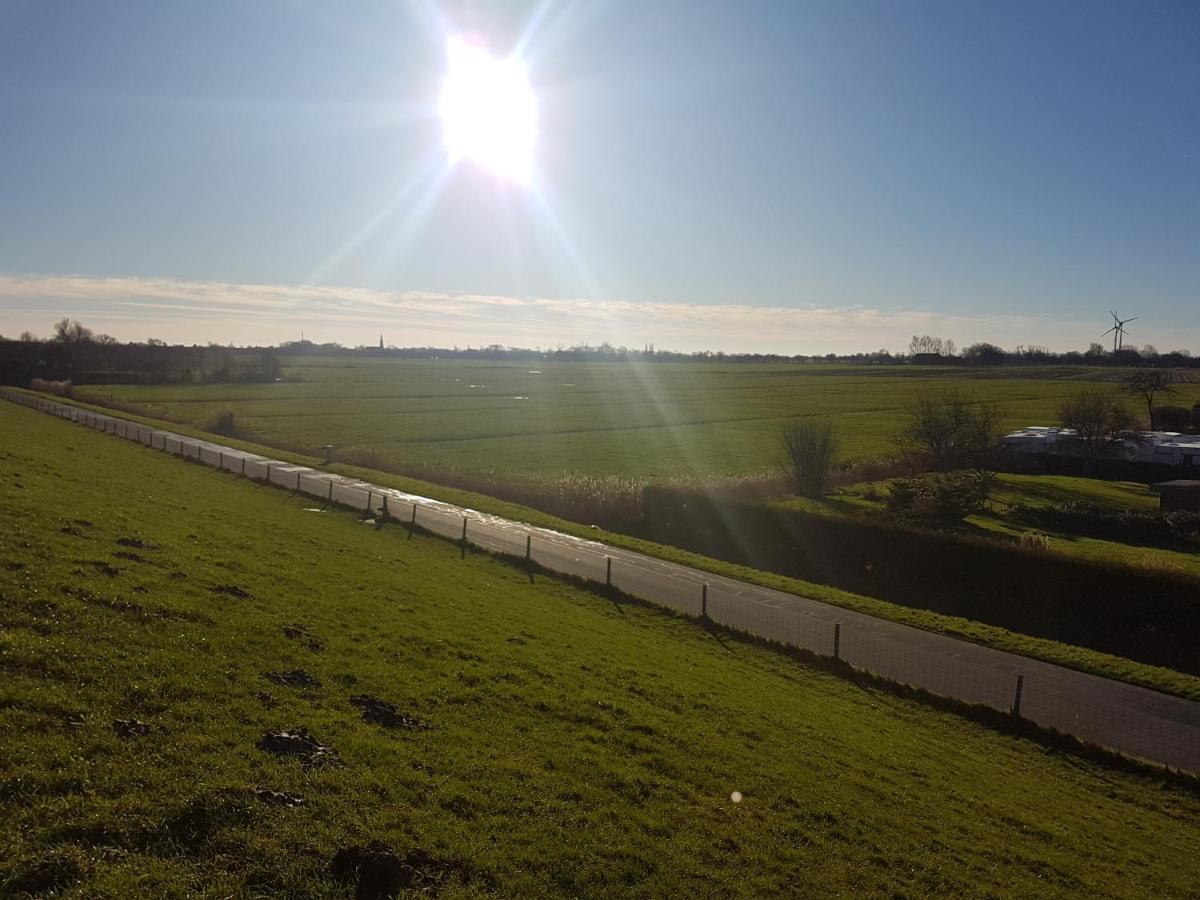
[1057, 388, 1136, 469]
[899, 389, 1002, 470]
[908, 335, 956, 357]
[52, 318, 93, 344]
[19, 331, 37, 342]
[781, 419, 838, 496]
[1120, 370, 1188, 430]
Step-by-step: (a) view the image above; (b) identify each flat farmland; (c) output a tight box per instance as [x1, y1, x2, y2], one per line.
[83, 358, 1200, 480]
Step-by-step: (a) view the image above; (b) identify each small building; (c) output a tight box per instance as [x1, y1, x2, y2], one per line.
[1149, 435, 1200, 469]
[1000, 426, 1073, 453]
[1153, 480, 1200, 513]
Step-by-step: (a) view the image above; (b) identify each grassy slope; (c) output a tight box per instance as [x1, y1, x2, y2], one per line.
[2, 403, 1199, 898]
[784, 473, 1200, 578]
[33, 389, 1200, 702]
[81, 358, 1200, 479]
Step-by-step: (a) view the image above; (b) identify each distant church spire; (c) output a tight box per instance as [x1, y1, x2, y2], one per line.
[379, 335, 384, 349]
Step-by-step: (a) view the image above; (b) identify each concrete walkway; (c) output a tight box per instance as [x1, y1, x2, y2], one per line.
[5, 389, 1199, 774]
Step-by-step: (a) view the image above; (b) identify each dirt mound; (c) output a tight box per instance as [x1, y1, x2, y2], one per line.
[253, 787, 306, 807]
[116, 536, 159, 551]
[256, 728, 341, 769]
[262, 669, 321, 689]
[282, 623, 325, 652]
[210, 584, 252, 599]
[349, 695, 429, 730]
[112, 719, 152, 738]
[330, 841, 460, 898]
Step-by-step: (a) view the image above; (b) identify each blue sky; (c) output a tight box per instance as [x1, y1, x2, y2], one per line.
[1, 1, 1197, 352]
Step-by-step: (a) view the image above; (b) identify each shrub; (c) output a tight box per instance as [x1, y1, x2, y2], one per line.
[1019, 530, 1050, 551]
[885, 472, 994, 525]
[781, 419, 838, 496]
[1154, 405, 1191, 433]
[1008, 502, 1200, 548]
[29, 378, 73, 397]
[898, 389, 1001, 471]
[203, 409, 239, 438]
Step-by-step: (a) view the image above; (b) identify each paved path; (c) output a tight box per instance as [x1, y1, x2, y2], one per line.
[5, 390, 1199, 774]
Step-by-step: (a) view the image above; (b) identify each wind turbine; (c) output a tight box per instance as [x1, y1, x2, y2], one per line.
[1101, 310, 1138, 352]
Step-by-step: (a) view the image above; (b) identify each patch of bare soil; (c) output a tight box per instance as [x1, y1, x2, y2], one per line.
[330, 841, 463, 898]
[116, 536, 159, 551]
[282, 623, 325, 652]
[349, 695, 430, 730]
[111, 719, 152, 738]
[253, 787, 306, 807]
[262, 669, 321, 689]
[256, 728, 342, 769]
[210, 583, 252, 599]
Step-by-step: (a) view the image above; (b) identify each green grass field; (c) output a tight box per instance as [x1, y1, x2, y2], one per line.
[80, 358, 1200, 480]
[3, 402, 1199, 897]
[24, 387, 1200, 701]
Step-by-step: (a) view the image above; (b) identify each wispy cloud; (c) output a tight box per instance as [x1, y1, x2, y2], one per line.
[0, 272, 1192, 354]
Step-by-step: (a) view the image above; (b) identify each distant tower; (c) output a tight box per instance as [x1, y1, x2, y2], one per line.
[379, 335, 384, 350]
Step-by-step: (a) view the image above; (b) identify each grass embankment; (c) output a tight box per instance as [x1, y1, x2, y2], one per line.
[2, 401, 1199, 897]
[782, 473, 1200, 578]
[30, 389, 1200, 702]
[79, 357, 1200, 480]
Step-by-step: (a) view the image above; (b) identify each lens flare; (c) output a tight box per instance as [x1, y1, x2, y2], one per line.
[439, 36, 536, 184]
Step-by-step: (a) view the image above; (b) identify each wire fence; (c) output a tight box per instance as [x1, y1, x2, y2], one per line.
[5, 388, 1200, 775]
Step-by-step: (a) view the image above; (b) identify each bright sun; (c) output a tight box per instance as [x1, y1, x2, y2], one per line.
[439, 36, 536, 184]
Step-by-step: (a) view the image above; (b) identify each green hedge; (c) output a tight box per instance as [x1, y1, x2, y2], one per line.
[639, 487, 1200, 675]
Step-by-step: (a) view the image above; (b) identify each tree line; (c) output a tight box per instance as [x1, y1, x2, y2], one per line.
[0, 319, 281, 386]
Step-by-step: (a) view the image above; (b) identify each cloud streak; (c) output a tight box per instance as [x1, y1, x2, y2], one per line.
[0, 272, 1193, 354]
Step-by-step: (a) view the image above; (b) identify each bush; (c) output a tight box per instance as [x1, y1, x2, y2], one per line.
[885, 472, 994, 525]
[781, 419, 838, 496]
[29, 378, 73, 397]
[203, 409, 239, 437]
[898, 389, 1001, 470]
[1019, 530, 1050, 551]
[1009, 502, 1200, 548]
[1154, 405, 1191, 433]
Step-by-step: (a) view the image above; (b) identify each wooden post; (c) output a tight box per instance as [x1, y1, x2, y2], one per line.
[461, 516, 468, 543]
[382, 495, 390, 519]
[833, 622, 841, 660]
[218, 451, 224, 469]
[411, 504, 418, 525]
[606, 557, 612, 587]
[328, 480, 334, 503]
[1012, 675, 1024, 717]
[241, 457, 246, 476]
[266, 464, 272, 483]
[525, 534, 532, 561]
[701, 583, 708, 619]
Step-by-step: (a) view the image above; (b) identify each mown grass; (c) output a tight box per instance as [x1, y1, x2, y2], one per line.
[3, 401, 1200, 898]
[18, 387, 1200, 702]
[80, 357, 1200, 480]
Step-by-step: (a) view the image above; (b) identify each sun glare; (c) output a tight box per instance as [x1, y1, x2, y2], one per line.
[439, 36, 536, 184]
